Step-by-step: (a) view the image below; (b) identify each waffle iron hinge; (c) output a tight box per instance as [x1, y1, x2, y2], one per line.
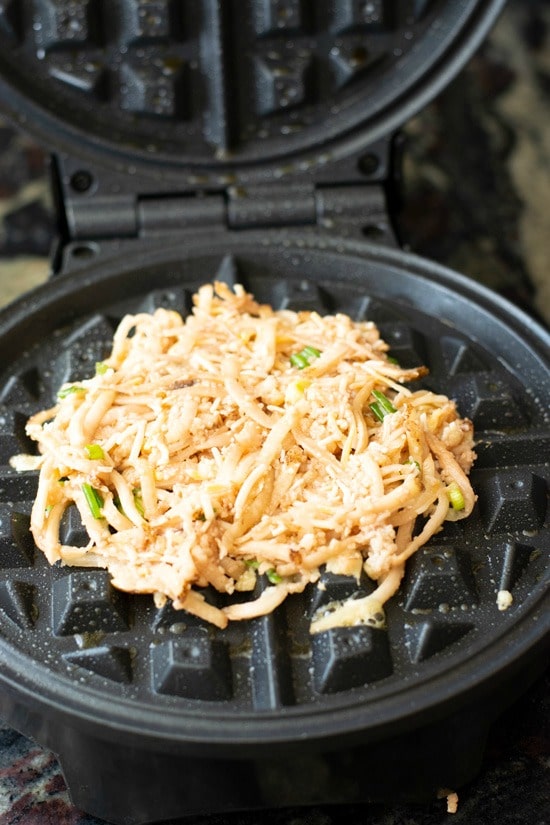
[63, 183, 394, 239]
[52, 174, 398, 278]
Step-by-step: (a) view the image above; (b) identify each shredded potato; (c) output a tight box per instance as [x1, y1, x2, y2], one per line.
[14, 282, 477, 632]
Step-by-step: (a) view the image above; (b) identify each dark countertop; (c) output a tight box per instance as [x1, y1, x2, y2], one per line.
[0, 1, 548, 823]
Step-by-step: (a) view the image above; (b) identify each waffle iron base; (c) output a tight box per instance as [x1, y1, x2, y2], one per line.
[0, 232, 548, 825]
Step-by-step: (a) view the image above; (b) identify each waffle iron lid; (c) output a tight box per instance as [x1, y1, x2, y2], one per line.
[0, 0, 505, 183]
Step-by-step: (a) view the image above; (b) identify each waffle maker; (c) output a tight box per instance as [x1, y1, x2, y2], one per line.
[0, 2, 548, 824]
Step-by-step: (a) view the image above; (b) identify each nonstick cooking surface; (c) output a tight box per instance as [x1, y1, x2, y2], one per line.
[0, 0, 503, 179]
[0, 237, 548, 750]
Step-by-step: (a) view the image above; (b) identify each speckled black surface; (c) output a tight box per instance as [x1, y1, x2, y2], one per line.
[0, 669, 548, 823]
[0, 0, 548, 823]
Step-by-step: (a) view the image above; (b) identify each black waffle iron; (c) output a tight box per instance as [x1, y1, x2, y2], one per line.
[0, 2, 549, 824]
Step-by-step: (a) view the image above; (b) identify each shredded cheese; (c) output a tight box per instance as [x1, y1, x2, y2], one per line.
[14, 281, 477, 631]
[497, 589, 513, 611]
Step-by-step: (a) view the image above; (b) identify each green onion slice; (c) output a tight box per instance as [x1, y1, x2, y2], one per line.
[133, 488, 145, 518]
[266, 568, 282, 584]
[244, 559, 260, 569]
[369, 401, 385, 422]
[81, 483, 104, 519]
[371, 389, 397, 415]
[447, 482, 465, 511]
[57, 385, 86, 400]
[369, 390, 397, 422]
[290, 345, 322, 369]
[95, 361, 108, 375]
[289, 352, 310, 369]
[85, 444, 105, 460]
[301, 345, 321, 359]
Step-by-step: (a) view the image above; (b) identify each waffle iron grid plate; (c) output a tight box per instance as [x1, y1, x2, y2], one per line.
[0, 0, 508, 181]
[0, 238, 548, 809]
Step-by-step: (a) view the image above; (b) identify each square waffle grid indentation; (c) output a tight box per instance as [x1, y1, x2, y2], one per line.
[1, 0, 453, 158]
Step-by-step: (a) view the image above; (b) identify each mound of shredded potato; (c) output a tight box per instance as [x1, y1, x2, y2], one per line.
[13, 282, 477, 632]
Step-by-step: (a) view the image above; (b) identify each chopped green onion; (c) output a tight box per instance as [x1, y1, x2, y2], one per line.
[301, 345, 321, 359]
[290, 345, 322, 369]
[81, 483, 104, 519]
[369, 389, 398, 421]
[447, 482, 465, 511]
[85, 444, 105, 460]
[133, 488, 145, 518]
[95, 361, 108, 375]
[372, 389, 397, 415]
[266, 568, 282, 584]
[290, 352, 310, 369]
[369, 401, 385, 422]
[57, 385, 86, 400]
[244, 559, 260, 569]
[407, 458, 421, 472]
